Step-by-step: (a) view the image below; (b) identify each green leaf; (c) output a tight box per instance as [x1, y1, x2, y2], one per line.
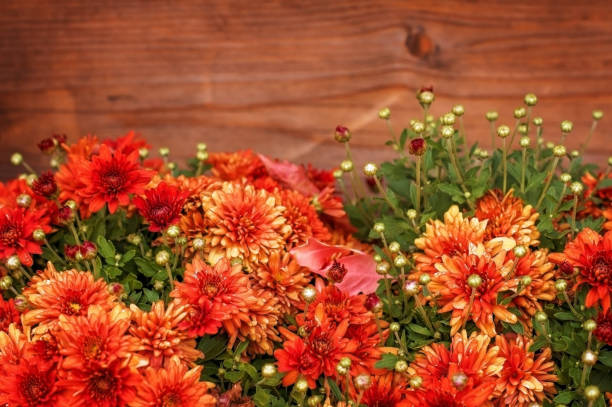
[120, 249, 136, 266]
[96, 235, 116, 260]
[327, 379, 343, 401]
[134, 258, 158, 277]
[224, 370, 244, 383]
[554, 312, 579, 321]
[409, 323, 431, 336]
[198, 335, 228, 360]
[240, 362, 258, 380]
[143, 288, 159, 303]
[374, 353, 398, 370]
[234, 340, 249, 357]
[528, 335, 548, 352]
[254, 387, 271, 407]
[599, 351, 612, 367]
[553, 391, 575, 404]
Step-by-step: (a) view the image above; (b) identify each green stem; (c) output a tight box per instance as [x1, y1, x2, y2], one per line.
[552, 184, 567, 214]
[446, 138, 474, 209]
[165, 263, 174, 290]
[535, 126, 543, 170]
[509, 118, 520, 148]
[21, 161, 37, 175]
[44, 240, 66, 265]
[562, 290, 581, 320]
[502, 137, 508, 194]
[536, 157, 559, 210]
[489, 122, 496, 149]
[373, 175, 404, 218]
[520, 147, 527, 193]
[69, 223, 82, 246]
[414, 295, 435, 333]
[580, 120, 598, 155]
[570, 194, 579, 240]
[345, 143, 367, 200]
[415, 156, 421, 215]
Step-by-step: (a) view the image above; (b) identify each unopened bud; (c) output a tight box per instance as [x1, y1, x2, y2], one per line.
[497, 125, 510, 138]
[340, 160, 353, 173]
[467, 274, 482, 288]
[485, 111, 499, 122]
[553, 145, 566, 157]
[514, 107, 526, 119]
[159, 147, 170, 157]
[452, 105, 465, 116]
[570, 182, 583, 195]
[560, 120, 573, 133]
[155, 250, 170, 266]
[378, 108, 391, 120]
[524, 93, 538, 106]
[363, 163, 378, 176]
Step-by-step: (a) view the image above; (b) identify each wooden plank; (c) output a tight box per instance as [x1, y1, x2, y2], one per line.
[1, 0, 611, 180]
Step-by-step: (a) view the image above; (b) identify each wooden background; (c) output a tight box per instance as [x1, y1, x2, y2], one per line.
[1, 0, 611, 180]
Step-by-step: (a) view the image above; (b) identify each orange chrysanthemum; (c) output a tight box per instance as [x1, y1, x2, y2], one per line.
[129, 300, 202, 368]
[0, 354, 63, 406]
[22, 265, 117, 333]
[237, 285, 282, 355]
[0, 297, 20, 332]
[549, 228, 612, 312]
[475, 189, 540, 246]
[604, 208, 612, 231]
[56, 154, 94, 218]
[429, 252, 517, 336]
[580, 171, 612, 218]
[278, 189, 331, 247]
[202, 182, 291, 266]
[359, 373, 409, 407]
[207, 150, 266, 181]
[414, 205, 487, 277]
[132, 358, 216, 407]
[55, 304, 139, 371]
[493, 334, 557, 406]
[408, 330, 503, 407]
[0, 323, 29, 366]
[252, 251, 311, 315]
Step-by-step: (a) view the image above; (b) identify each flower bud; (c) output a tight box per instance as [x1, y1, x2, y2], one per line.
[376, 262, 390, 275]
[535, 311, 548, 322]
[153, 280, 164, 291]
[553, 145, 566, 157]
[373, 222, 385, 233]
[340, 160, 353, 173]
[196, 151, 208, 161]
[373, 254, 382, 263]
[166, 225, 181, 238]
[262, 363, 277, 378]
[159, 147, 170, 157]
[524, 93, 538, 106]
[394, 360, 408, 373]
[440, 126, 455, 139]
[409, 376, 423, 388]
[419, 273, 431, 285]
[582, 350, 597, 366]
[533, 117, 543, 126]
[334, 125, 352, 143]
[404, 280, 419, 296]
[570, 182, 583, 195]
[584, 385, 600, 401]
[406, 209, 417, 219]
[0, 276, 13, 290]
[10, 153, 23, 166]
[354, 374, 371, 390]
[546, 141, 555, 149]
[80, 241, 97, 260]
[441, 113, 456, 126]
[408, 138, 426, 156]
[388, 241, 401, 253]
[13, 295, 28, 312]
[155, 250, 170, 266]
[197, 142, 207, 151]
[389, 322, 400, 332]
[192, 238, 205, 250]
[139, 148, 149, 158]
[609, 156, 612, 167]
[365, 294, 382, 312]
[464, 191, 471, 199]
[307, 396, 322, 407]
[560, 120, 573, 133]
[167, 162, 176, 170]
[16, 194, 32, 208]
[301, 286, 317, 303]
[467, 274, 482, 288]
[295, 378, 309, 393]
[452, 105, 465, 116]
[411, 121, 425, 134]
[332, 169, 343, 179]
[417, 91, 434, 106]
[555, 279, 568, 292]
[560, 173, 571, 183]
[5, 255, 20, 271]
[479, 150, 489, 159]
[497, 125, 510, 138]
[570, 150, 580, 158]
[514, 107, 526, 119]
[583, 319, 597, 332]
[363, 163, 378, 177]
[452, 372, 468, 390]
[514, 246, 527, 258]
[378, 108, 391, 120]
[394, 255, 407, 268]
[127, 234, 142, 246]
[519, 136, 531, 148]
[520, 275, 532, 286]
[65, 200, 78, 210]
[592, 110, 604, 120]
[485, 111, 499, 122]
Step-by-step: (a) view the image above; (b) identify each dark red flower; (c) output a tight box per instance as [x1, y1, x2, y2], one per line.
[64, 244, 79, 259]
[364, 293, 381, 311]
[79, 241, 97, 260]
[0, 298, 20, 331]
[55, 206, 73, 225]
[0, 206, 49, 266]
[327, 260, 347, 283]
[133, 182, 189, 232]
[32, 171, 58, 198]
[83, 144, 153, 214]
[38, 138, 57, 154]
[594, 311, 612, 346]
[334, 125, 351, 143]
[409, 137, 427, 156]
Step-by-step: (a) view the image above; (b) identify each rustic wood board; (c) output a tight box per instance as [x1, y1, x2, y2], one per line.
[1, 0, 611, 180]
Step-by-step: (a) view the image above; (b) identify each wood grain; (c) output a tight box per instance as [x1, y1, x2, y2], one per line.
[1, 0, 611, 180]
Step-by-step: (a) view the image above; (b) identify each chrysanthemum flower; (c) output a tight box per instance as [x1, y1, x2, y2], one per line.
[82, 144, 153, 213]
[298, 284, 372, 330]
[493, 334, 557, 406]
[171, 257, 252, 338]
[129, 300, 202, 368]
[429, 253, 517, 336]
[202, 182, 291, 265]
[55, 304, 139, 370]
[278, 189, 331, 247]
[132, 358, 216, 407]
[404, 376, 495, 407]
[215, 383, 255, 407]
[594, 310, 612, 345]
[56, 154, 93, 217]
[549, 228, 612, 311]
[0, 324, 29, 366]
[0, 206, 50, 266]
[23, 266, 117, 333]
[274, 330, 320, 388]
[236, 285, 282, 354]
[414, 205, 487, 277]
[60, 358, 141, 407]
[0, 356, 63, 406]
[580, 171, 612, 218]
[133, 182, 189, 232]
[253, 251, 311, 314]
[32, 170, 58, 198]
[102, 131, 149, 156]
[510, 249, 556, 323]
[359, 373, 409, 407]
[0, 297, 20, 332]
[409, 330, 503, 406]
[604, 208, 612, 231]
[475, 189, 540, 246]
[207, 150, 267, 181]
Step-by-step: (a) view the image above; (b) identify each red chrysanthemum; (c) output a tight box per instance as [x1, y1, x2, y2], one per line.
[170, 257, 252, 337]
[0, 356, 63, 407]
[549, 228, 612, 312]
[0, 206, 50, 266]
[133, 182, 189, 232]
[83, 144, 153, 213]
[32, 171, 58, 198]
[60, 358, 141, 407]
[359, 373, 409, 407]
[404, 376, 494, 407]
[274, 330, 322, 388]
[102, 131, 149, 156]
[494, 334, 557, 406]
[594, 310, 612, 345]
[132, 358, 216, 407]
[0, 297, 20, 332]
[207, 150, 267, 181]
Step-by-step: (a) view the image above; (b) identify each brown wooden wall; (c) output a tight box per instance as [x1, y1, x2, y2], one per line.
[1, 0, 612, 180]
